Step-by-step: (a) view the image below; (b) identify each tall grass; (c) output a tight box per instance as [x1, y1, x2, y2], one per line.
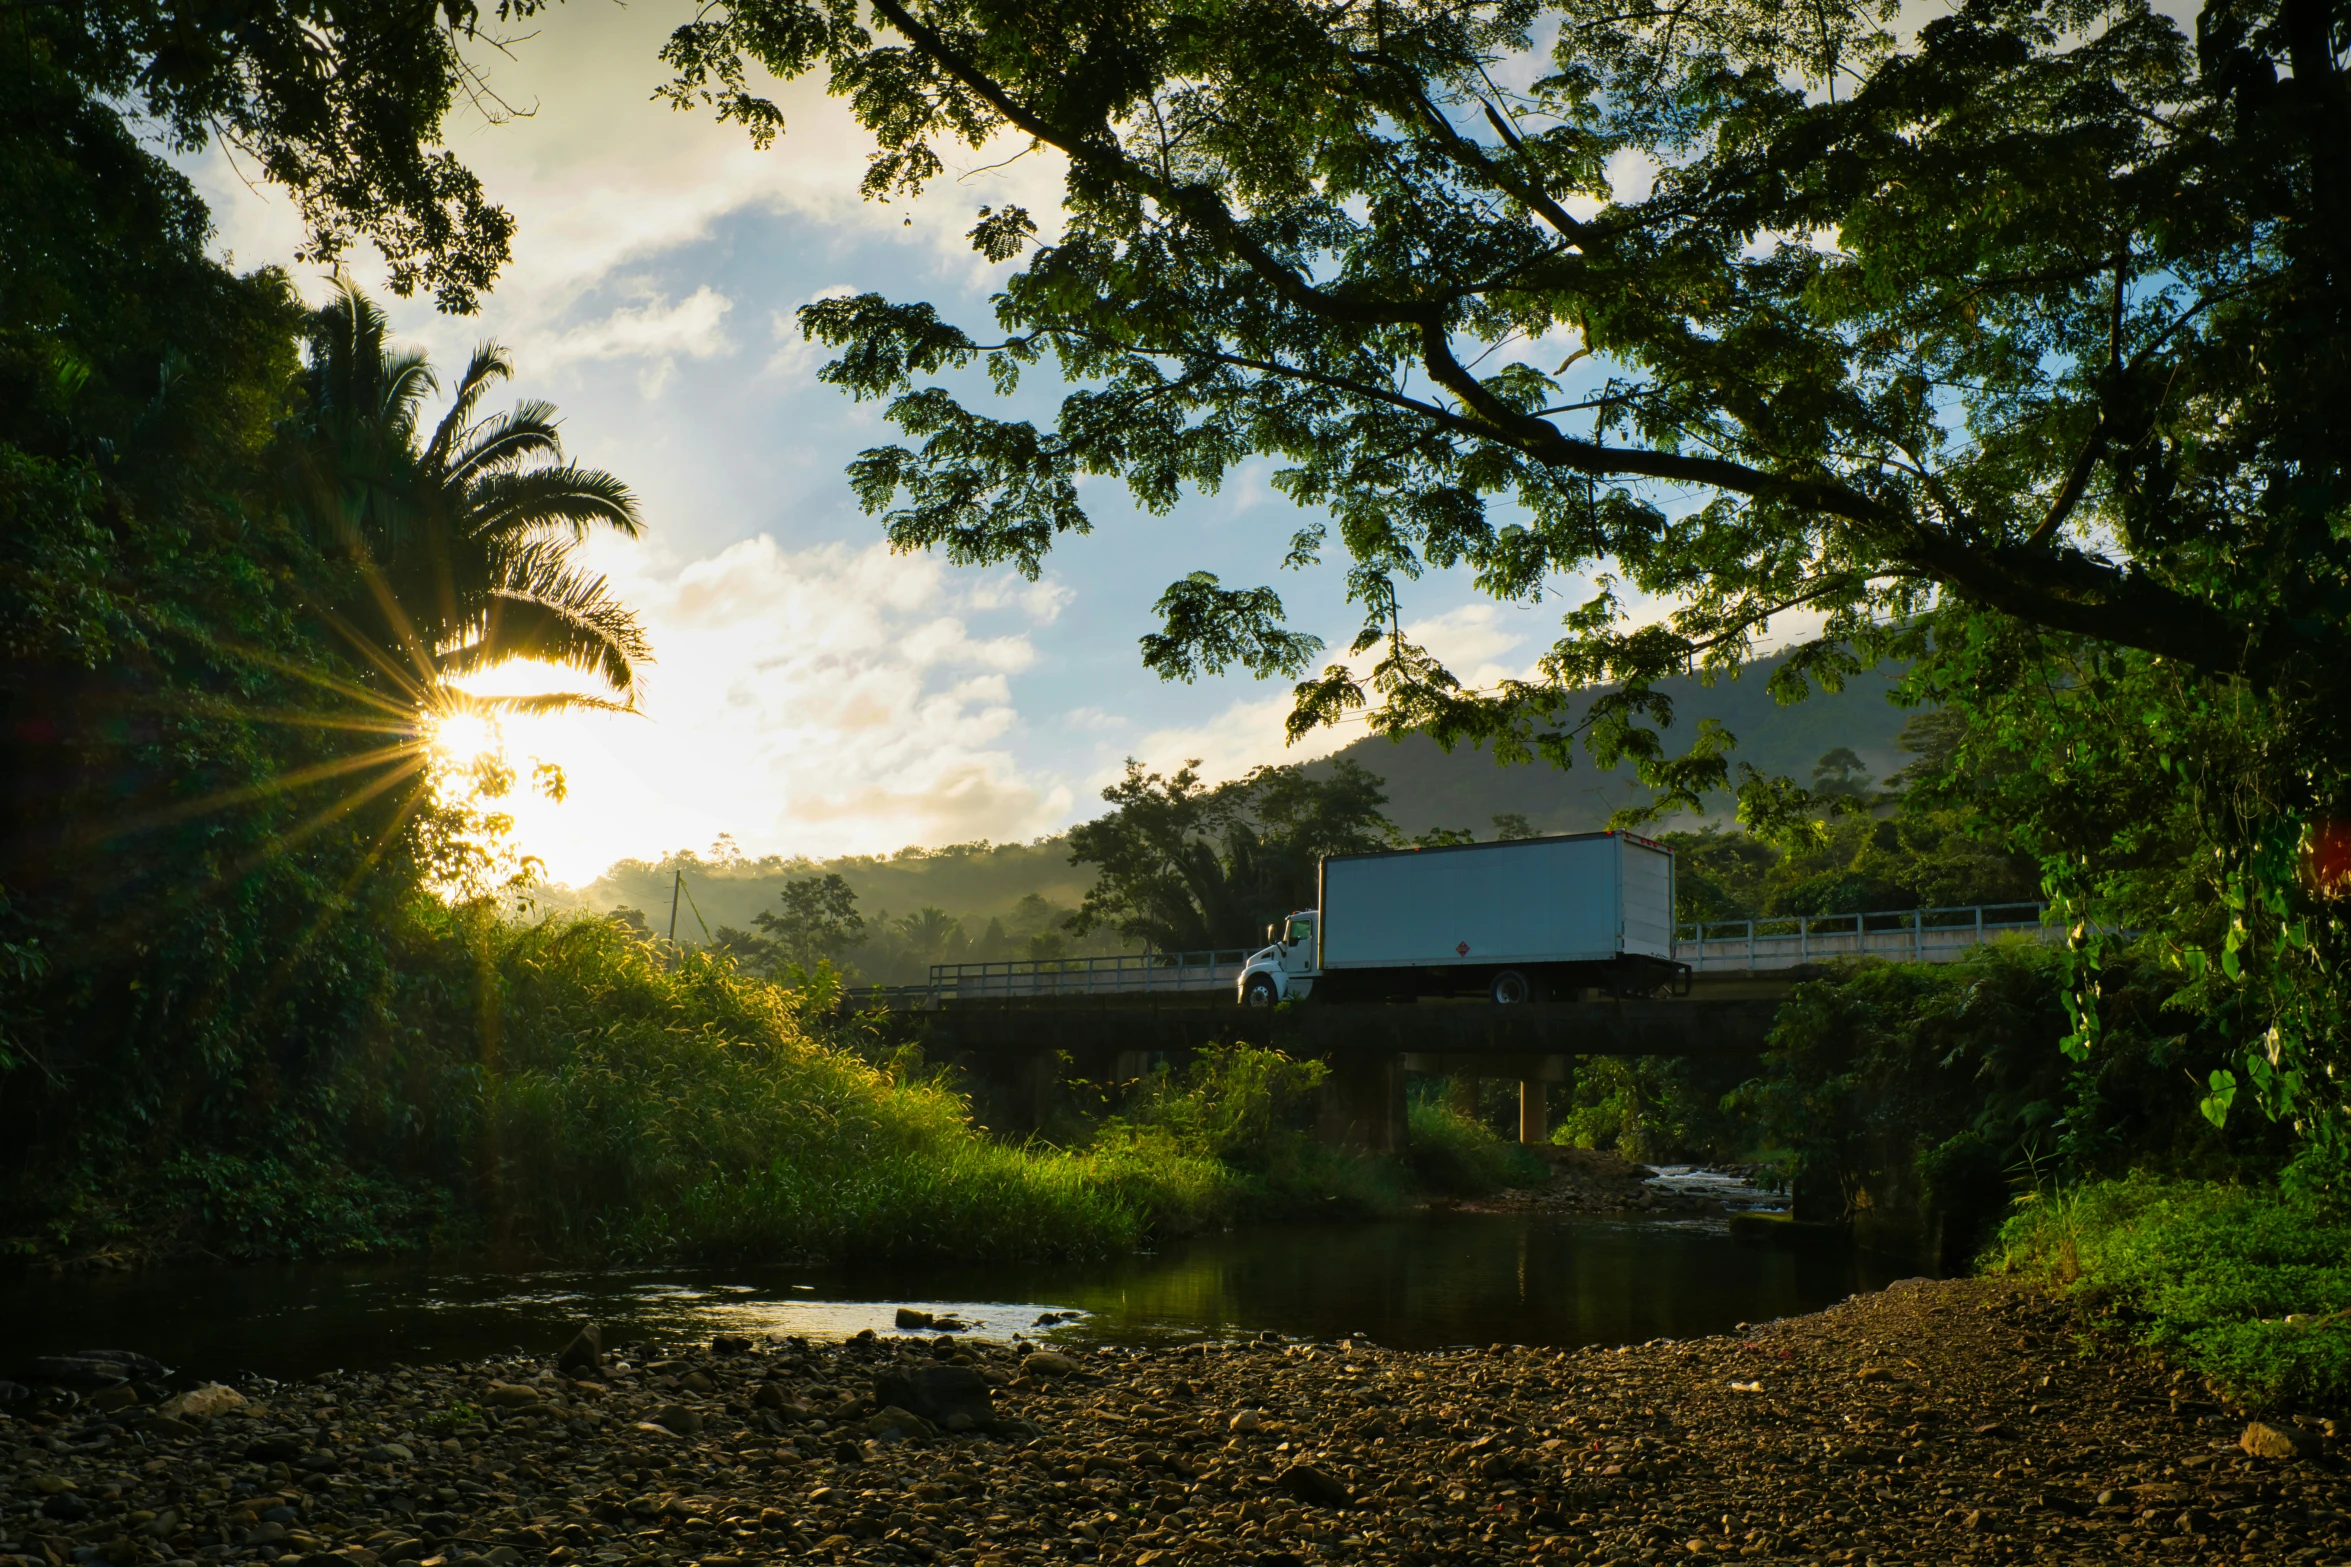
[465, 916, 1226, 1262]
[1995, 1172, 2351, 1406]
[1099, 1045, 1404, 1217]
[1406, 1101, 1549, 1195]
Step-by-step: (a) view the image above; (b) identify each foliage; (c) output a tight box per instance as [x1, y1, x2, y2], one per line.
[713, 871, 869, 977]
[284, 284, 651, 719]
[0, 46, 660, 1266]
[664, 0, 2351, 1162]
[1406, 1101, 1549, 1196]
[1, 40, 439, 1227]
[1896, 613, 2351, 1157]
[568, 839, 1135, 981]
[1067, 758, 1395, 949]
[665, 0, 2351, 833]
[23, 0, 526, 311]
[372, 908, 1228, 1262]
[1741, 945, 2289, 1257]
[1995, 1174, 2351, 1408]
[1546, 1055, 1751, 1165]
[1088, 1045, 1402, 1217]
[1107, 1046, 1329, 1165]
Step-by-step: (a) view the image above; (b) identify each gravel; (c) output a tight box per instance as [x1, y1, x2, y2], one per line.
[4, 1278, 2345, 1567]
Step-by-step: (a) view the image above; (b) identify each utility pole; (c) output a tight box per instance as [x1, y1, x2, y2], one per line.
[667, 865, 683, 945]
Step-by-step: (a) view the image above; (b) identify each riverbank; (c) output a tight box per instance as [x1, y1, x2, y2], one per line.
[6, 1277, 2344, 1567]
[1437, 1150, 1750, 1219]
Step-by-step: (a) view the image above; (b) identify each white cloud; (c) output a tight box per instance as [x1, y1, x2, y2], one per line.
[182, 4, 1065, 344]
[1112, 689, 1358, 792]
[540, 285, 735, 398]
[966, 573, 1074, 623]
[1405, 602, 1535, 685]
[461, 537, 1076, 883]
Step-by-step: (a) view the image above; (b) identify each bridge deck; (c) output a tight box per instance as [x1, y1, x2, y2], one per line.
[901, 993, 1779, 1060]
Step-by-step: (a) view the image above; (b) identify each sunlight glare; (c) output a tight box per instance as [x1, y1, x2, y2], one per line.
[431, 713, 501, 769]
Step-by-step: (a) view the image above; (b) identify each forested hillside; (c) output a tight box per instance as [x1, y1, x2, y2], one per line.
[556, 652, 1915, 980]
[1307, 653, 1910, 839]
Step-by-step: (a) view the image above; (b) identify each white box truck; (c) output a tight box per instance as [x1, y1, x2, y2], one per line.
[1235, 831, 1682, 1006]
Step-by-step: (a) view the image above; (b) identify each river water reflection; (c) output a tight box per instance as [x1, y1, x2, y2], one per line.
[3, 1208, 1910, 1382]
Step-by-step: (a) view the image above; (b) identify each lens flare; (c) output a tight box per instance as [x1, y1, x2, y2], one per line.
[431, 714, 501, 768]
[2306, 819, 2351, 899]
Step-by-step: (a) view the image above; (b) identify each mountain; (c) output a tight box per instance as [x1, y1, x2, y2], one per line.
[550, 653, 1917, 951]
[1307, 653, 1914, 838]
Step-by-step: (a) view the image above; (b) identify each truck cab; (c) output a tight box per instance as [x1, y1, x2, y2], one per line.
[1238, 911, 1319, 1006]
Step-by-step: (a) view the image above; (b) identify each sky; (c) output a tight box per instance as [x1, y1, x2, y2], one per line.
[180, 3, 1733, 885]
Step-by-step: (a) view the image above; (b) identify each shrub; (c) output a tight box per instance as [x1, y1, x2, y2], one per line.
[458, 914, 1229, 1261]
[1407, 1101, 1547, 1196]
[1995, 1172, 2351, 1407]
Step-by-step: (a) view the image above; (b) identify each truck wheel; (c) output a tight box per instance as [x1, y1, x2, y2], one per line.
[1243, 974, 1280, 1008]
[1489, 969, 1537, 1005]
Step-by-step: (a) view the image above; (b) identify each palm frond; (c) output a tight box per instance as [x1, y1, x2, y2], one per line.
[439, 543, 652, 694]
[377, 351, 437, 446]
[463, 464, 643, 542]
[440, 399, 564, 487]
[425, 344, 514, 469]
[435, 687, 646, 719]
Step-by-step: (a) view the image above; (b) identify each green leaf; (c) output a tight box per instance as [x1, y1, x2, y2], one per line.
[2199, 1070, 2238, 1130]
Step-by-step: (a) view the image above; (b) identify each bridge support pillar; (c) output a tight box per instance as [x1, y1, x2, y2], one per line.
[1318, 1052, 1407, 1153]
[1518, 1078, 1547, 1145]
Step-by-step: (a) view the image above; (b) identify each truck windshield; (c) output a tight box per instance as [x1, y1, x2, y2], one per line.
[1287, 919, 1313, 945]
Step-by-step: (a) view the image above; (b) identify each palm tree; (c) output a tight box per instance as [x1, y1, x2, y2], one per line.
[285, 284, 652, 720]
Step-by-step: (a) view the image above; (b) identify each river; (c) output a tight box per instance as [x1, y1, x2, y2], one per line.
[2, 1189, 1909, 1382]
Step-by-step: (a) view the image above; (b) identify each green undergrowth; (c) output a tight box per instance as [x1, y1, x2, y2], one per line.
[1096, 1045, 1405, 1220]
[1994, 1172, 2351, 1408]
[11, 908, 1580, 1269]
[1406, 1101, 1549, 1195]
[464, 915, 1228, 1262]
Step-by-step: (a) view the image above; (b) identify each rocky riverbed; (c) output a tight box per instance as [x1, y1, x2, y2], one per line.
[4, 1279, 2344, 1567]
[1441, 1151, 1762, 1220]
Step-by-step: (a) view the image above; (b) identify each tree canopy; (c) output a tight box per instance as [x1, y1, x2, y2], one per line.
[660, 0, 2347, 795]
[1067, 759, 1396, 949]
[23, 1, 538, 312]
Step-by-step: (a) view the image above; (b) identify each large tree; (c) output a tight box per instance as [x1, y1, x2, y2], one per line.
[23, 1, 539, 312]
[661, 0, 2351, 1140]
[658, 0, 2347, 800]
[1068, 759, 1394, 949]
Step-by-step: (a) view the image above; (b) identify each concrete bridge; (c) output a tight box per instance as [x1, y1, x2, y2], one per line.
[858, 903, 2049, 1153]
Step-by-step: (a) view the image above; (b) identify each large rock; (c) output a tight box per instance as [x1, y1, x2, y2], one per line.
[23, 1354, 138, 1389]
[873, 1364, 995, 1430]
[1022, 1351, 1080, 1378]
[160, 1383, 245, 1419]
[484, 1381, 542, 1409]
[2241, 1421, 2321, 1460]
[556, 1323, 605, 1376]
[651, 1404, 704, 1436]
[1276, 1463, 1352, 1509]
[864, 1404, 937, 1440]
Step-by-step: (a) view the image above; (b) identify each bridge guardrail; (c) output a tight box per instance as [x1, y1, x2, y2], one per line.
[1674, 902, 2052, 971]
[850, 902, 2060, 1011]
[922, 948, 1254, 1002]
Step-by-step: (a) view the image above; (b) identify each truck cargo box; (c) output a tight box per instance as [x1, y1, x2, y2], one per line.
[1318, 831, 1674, 970]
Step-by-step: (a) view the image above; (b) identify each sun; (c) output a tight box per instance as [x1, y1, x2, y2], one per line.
[429, 713, 502, 769]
